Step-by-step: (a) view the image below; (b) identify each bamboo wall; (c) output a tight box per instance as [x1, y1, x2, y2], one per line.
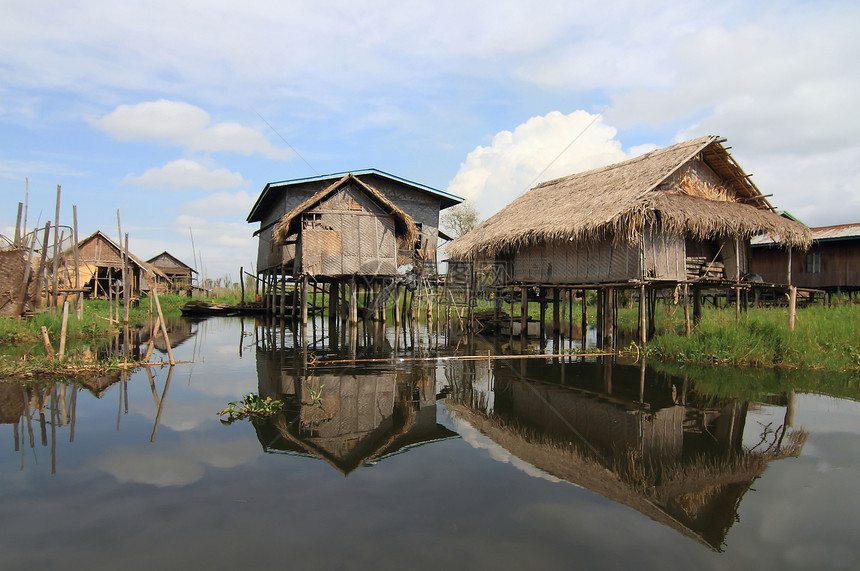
[511, 238, 641, 284]
[300, 184, 398, 277]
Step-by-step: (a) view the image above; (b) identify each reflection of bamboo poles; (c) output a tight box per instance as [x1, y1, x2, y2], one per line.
[149, 366, 175, 442]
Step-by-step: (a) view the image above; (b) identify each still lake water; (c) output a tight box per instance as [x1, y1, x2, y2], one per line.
[2, 316, 860, 570]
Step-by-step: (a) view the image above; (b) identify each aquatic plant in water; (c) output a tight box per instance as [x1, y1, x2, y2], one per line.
[218, 393, 283, 425]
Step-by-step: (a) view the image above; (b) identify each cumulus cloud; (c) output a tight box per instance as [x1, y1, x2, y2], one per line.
[122, 159, 248, 191]
[601, 8, 860, 227]
[447, 110, 627, 217]
[88, 100, 292, 159]
[93, 438, 258, 487]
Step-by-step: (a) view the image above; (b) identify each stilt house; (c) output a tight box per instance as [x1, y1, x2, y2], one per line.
[247, 170, 463, 281]
[146, 251, 197, 293]
[751, 223, 860, 296]
[447, 136, 811, 286]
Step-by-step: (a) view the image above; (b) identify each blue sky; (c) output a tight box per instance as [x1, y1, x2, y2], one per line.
[1, 0, 858, 280]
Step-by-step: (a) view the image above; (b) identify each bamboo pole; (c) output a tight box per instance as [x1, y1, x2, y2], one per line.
[639, 284, 647, 345]
[15, 227, 39, 316]
[35, 222, 50, 309]
[152, 290, 175, 365]
[684, 283, 691, 337]
[40, 327, 55, 361]
[124, 233, 130, 324]
[788, 285, 797, 331]
[316, 350, 618, 366]
[73, 205, 82, 319]
[58, 302, 69, 360]
[51, 185, 61, 312]
[14, 202, 23, 247]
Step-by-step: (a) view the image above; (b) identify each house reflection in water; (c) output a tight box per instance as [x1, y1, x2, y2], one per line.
[443, 356, 807, 552]
[254, 359, 457, 474]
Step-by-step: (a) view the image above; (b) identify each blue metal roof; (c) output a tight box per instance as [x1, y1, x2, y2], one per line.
[248, 168, 463, 222]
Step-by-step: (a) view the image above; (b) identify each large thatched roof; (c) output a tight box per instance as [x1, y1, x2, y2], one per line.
[447, 136, 811, 259]
[272, 173, 420, 246]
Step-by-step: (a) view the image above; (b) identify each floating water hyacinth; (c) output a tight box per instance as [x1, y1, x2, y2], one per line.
[218, 393, 283, 425]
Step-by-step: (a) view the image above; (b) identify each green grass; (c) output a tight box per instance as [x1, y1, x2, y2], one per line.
[642, 303, 860, 371]
[0, 293, 189, 344]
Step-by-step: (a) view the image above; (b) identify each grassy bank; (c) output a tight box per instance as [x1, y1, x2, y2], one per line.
[642, 303, 860, 371]
[0, 293, 189, 344]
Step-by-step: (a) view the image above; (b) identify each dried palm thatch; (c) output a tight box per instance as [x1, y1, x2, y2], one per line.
[272, 174, 420, 247]
[447, 136, 811, 260]
[673, 174, 734, 202]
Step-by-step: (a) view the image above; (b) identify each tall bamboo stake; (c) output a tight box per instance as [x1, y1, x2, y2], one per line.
[51, 185, 62, 312]
[72, 205, 82, 318]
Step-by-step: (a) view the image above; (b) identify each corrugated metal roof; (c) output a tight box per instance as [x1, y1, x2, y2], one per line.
[752, 223, 860, 245]
[248, 168, 463, 222]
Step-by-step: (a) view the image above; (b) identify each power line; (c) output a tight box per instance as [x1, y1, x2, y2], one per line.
[519, 113, 601, 196]
[253, 109, 320, 176]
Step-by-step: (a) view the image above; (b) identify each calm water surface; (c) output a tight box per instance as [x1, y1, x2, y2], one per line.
[1, 316, 859, 570]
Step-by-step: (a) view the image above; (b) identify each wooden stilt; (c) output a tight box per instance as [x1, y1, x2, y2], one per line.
[520, 286, 528, 338]
[683, 283, 691, 337]
[349, 277, 358, 324]
[788, 285, 797, 331]
[301, 274, 309, 325]
[639, 284, 647, 345]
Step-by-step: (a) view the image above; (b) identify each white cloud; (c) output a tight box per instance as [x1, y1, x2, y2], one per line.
[88, 100, 293, 159]
[447, 110, 627, 217]
[181, 190, 256, 217]
[93, 438, 258, 487]
[122, 159, 248, 191]
[605, 10, 860, 228]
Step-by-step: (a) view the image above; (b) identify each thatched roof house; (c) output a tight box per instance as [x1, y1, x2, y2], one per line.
[448, 136, 810, 285]
[248, 169, 463, 278]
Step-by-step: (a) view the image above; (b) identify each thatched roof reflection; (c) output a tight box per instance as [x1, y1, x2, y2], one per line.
[443, 361, 807, 551]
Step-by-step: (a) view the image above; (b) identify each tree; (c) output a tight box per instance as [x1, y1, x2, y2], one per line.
[441, 201, 481, 239]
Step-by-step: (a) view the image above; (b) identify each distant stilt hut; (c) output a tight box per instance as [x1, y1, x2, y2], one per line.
[146, 251, 197, 294]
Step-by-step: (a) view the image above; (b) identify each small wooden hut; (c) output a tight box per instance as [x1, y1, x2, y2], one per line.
[64, 231, 168, 299]
[146, 251, 197, 293]
[446, 136, 811, 342]
[751, 223, 860, 299]
[247, 169, 463, 318]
